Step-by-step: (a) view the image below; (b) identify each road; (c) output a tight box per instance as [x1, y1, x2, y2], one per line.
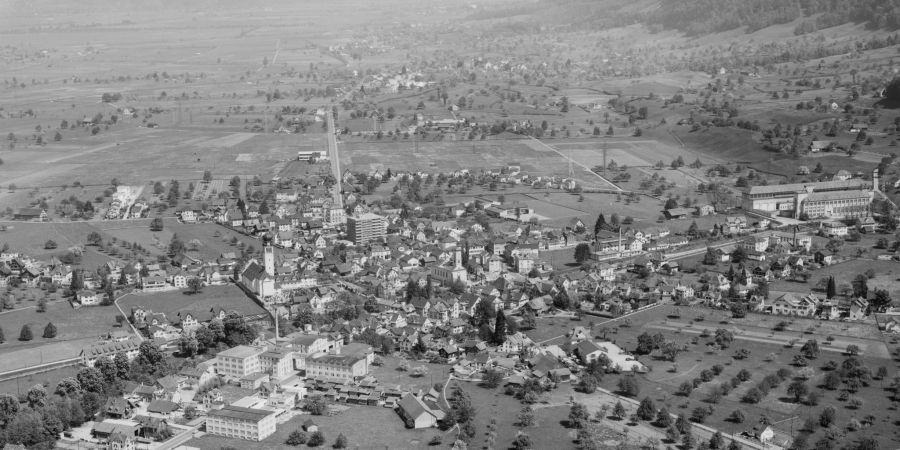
[325, 110, 343, 208]
[114, 293, 145, 341]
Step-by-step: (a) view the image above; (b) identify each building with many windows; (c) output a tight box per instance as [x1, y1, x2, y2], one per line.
[304, 354, 368, 381]
[205, 405, 277, 441]
[215, 345, 263, 379]
[742, 170, 877, 220]
[346, 213, 386, 245]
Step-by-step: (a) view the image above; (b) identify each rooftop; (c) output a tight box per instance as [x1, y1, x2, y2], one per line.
[207, 405, 274, 422]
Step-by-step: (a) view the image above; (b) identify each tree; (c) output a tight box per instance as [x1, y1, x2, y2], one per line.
[150, 217, 164, 231]
[19, 324, 32, 341]
[787, 380, 808, 403]
[44, 239, 57, 249]
[636, 397, 656, 421]
[852, 274, 868, 299]
[617, 375, 640, 397]
[77, 367, 104, 393]
[42, 322, 57, 338]
[286, 429, 308, 446]
[574, 243, 591, 263]
[568, 402, 590, 428]
[26, 384, 47, 408]
[800, 339, 820, 359]
[86, 231, 103, 246]
[307, 430, 325, 447]
[0, 326, 4, 344]
[819, 406, 836, 427]
[703, 247, 719, 265]
[334, 433, 348, 449]
[492, 309, 507, 345]
[305, 395, 327, 415]
[187, 277, 203, 294]
[516, 406, 535, 427]
[846, 344, 860, 356]
[612, 401, 627, 420]
[728, 409, 745, 423]
[709, 431, 725, 449]
[654, 406, 672, 428]
[594, 214, 607, 235]
[481, 369, 503, 388]
[37, 298, 47, 313]
[0, 393, 19, 424]
[512, 433, 532, 450]
[714, 328, 734, 348]
[521, 308, 536, 330]
[826, 276, 836, 299]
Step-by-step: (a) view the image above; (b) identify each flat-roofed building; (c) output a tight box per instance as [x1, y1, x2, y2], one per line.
[742, 172, 876, 220]
[347, 213, 386, 245]
[206, 405, 276, 441]
[216, 345, 263, 379]
[305, 354, 368, 382]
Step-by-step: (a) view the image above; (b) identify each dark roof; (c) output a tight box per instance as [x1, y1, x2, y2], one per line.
[207, 405, 274, 421]
[147, 399, 179, 414]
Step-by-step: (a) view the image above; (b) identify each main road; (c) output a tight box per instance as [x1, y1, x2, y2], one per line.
[326, 110, 343, 208]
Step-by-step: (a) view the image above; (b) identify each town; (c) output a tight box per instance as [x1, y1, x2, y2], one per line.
[1, 1, 900, 450]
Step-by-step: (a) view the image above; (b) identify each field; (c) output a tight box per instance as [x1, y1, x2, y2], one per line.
[770, 257, 900, 302]
[0, 301, 125, 372]
[526, 305, 899, 449]
[95, 219, 264, 261]
[339, 137, 572, 178]
[370, 356, 452, 395]
[188, 406, 444, 450]
[117, 284, 267, 322]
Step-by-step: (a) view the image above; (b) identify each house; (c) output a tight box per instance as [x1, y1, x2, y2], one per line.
[396, 394, 445, 429]
[769, 293, 817, 316]
[848, 298, 868, 320]
[103, 397, 134, 419]
[575, 340, 605, 365]
[664, 208, 692, 220]
[809, 140, 831, 153]
[696, 204, 715, 216]
[13, 208, 47, 221]
[78, 290, 101, 306]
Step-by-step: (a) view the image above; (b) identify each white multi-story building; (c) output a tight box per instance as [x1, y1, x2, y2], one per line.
[304, 354, 368, 382]
[742, 171, 877, 220]
[216, 345, 263, 379]
[205, 405, 276, 441]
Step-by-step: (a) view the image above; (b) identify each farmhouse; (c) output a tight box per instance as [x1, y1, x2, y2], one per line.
[13, 208, 47, 221]
[396, 394, 445, 429]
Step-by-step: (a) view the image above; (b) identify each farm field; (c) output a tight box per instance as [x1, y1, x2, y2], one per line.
[769, 257, 900, 301]
[338, 138, 571, 179]
[0, 301, 126, 371]
[117, 284, 267, 322]
[188, 405, 443, 450]
[540, 305, 900, 449]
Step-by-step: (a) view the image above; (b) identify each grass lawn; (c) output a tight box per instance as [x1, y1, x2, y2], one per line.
[95, 218, 262, 261]
[0, 301, 125, 371]
[0, 365, 82, 397]
[117, 284, 267, 321]
[371, 356, 451, 395]
[188, 406, 443, 450]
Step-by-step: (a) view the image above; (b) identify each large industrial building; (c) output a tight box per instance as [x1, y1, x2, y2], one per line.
[206, 405, 277, 441]
[741, 170, 877, 220]
[346, 213, 386, 245]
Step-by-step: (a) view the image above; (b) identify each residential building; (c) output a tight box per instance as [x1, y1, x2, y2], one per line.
[396, 394, 445, 429]
[347, 213, 386, 245]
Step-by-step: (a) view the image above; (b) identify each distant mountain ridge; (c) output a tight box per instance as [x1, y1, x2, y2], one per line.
[474, 0, 900, 36]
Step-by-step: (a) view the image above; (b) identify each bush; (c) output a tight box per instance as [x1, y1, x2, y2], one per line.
[285, 430, 307, 446]
[307, 431, 325, 447]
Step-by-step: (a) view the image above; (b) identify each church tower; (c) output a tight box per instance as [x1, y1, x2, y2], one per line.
[264, 238, 275, 277]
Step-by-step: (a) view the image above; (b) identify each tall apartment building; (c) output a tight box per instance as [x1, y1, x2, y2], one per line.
[346, 213, 386, 245]
[206, 405, 276, 441]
